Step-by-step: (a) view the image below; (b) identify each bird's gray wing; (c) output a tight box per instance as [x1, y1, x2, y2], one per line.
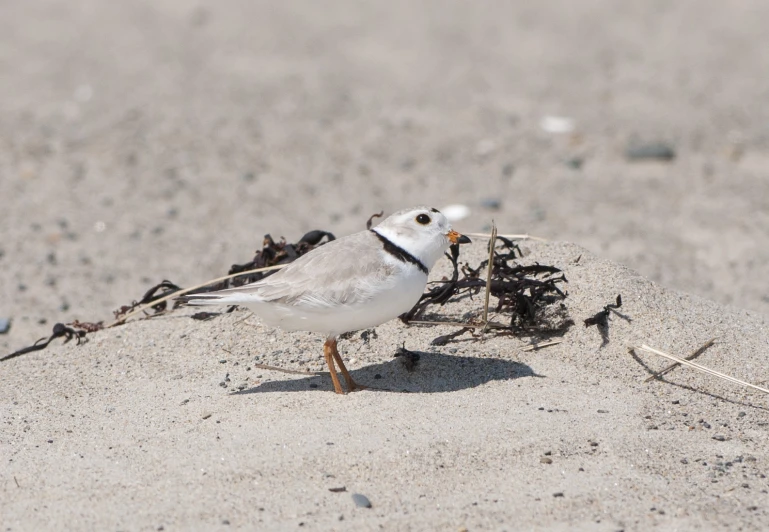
[210, 231, 401, 310]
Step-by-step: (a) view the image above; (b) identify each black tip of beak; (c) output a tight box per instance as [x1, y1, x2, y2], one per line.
[457, 235, 472, 245]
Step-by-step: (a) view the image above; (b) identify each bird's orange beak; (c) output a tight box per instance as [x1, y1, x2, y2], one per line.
[447, 230, 471, 244]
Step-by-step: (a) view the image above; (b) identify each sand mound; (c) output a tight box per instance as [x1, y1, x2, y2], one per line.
[4, 241, 767, 530]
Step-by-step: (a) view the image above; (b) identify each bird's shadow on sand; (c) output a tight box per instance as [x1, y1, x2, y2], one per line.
[233, 351, 540, 394]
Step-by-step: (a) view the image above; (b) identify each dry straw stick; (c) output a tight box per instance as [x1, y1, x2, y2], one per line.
[522, 340, 563, 352]
[634, 344, 769, 395]
[481, 222, 498, 329]
[644, 337, 717, 382]
[464, 232, 548, 242]
[108, 264, 287, 327]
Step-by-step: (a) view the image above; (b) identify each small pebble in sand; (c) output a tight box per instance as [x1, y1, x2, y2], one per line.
[480, 198, 501, 210]
[0, 317, 10, 334]
[540, 457, 553, 464]
[625, 141, 676, 161]
[540, 115, 574, 134]
[553, 492, 565, 498]
[352, 493, 372, 508]
[712, 435, 726, 441]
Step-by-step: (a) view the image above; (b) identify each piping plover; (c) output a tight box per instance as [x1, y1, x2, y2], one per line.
[184, 206, 470, 394]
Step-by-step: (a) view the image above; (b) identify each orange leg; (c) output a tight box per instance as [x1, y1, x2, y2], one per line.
[328, 338, 366, 392]
[323, 339, 345, 394]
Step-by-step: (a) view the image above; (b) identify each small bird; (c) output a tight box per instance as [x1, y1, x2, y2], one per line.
[184, 206, 470, 394]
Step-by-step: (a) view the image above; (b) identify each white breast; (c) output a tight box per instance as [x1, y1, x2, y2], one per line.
[249, 263, 427, 336]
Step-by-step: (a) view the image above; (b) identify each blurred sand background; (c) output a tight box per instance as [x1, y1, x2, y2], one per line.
[2, 1, 769, 530]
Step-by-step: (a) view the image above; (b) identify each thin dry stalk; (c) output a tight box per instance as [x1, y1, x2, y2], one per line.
[407, 320, 508, 329]
[464, 232, 548, 242]
[644, 337, 717, 382]
[522, 340, 563, 352]
[108, 264, 286, 327]
[482, 222, 497, 328]
[252, 363, 322, 376]
[634, 344, 769, 396]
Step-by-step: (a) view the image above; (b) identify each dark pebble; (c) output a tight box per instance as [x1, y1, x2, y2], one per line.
[329, 486, 347, 493]
[672, 400, 680, 404]
[352, 493, 372, 508]
[540, 457, 553, 464]
[219, 359, 227, 364]
[590, 442, 599, 447]
[712, 435, 726, 441]
[0, 317, 10, 334]
[47, 439, 53, 443]
[374, 374, 382, 380]
[219, 382, 227, 388]
[222, 519, 230, 525]
[309, 384, 318, 389]
[597, 409, 608, 414]
[681, 458, 689, 464]
[553, 492, 564, 498]
[480, 198, 501, 210]
[738, 412, 746, 418]
[564, 157, 583, 170]
[625, 141, 676, 162]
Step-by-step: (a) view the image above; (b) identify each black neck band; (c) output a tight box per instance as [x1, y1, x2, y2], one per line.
[370, 230, 428, 275]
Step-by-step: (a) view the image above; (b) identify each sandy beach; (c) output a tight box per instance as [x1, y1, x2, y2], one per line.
[2, 1, 769, 530]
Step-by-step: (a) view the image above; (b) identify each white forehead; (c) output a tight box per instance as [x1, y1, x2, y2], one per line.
[386, 206, 449, 226]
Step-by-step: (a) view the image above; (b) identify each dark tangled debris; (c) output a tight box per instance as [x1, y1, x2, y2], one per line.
[584, 295, 623, 328]
[431, 327, 473, 346]
[394, 344, 421, 371]
[221, 230, 335, 289]
[113, 280, 183, 320]
[1, 323, 86, 362]
[402, 236, 572, 340]
[4, 213, 573, 361]
[3, 227, 336, 362]
[584, 295, 629, 346]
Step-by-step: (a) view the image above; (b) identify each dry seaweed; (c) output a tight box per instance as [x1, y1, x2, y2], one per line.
[583, 294, 628, 347]
[1, 323, 87, 362]
[4, 228, 335, 362]
[113, 280, 183, 319]
[402, 236, 571, 339]
[394, 344, 421, 371]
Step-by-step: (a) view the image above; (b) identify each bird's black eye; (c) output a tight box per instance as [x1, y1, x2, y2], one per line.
[416, 213, 431, 225]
